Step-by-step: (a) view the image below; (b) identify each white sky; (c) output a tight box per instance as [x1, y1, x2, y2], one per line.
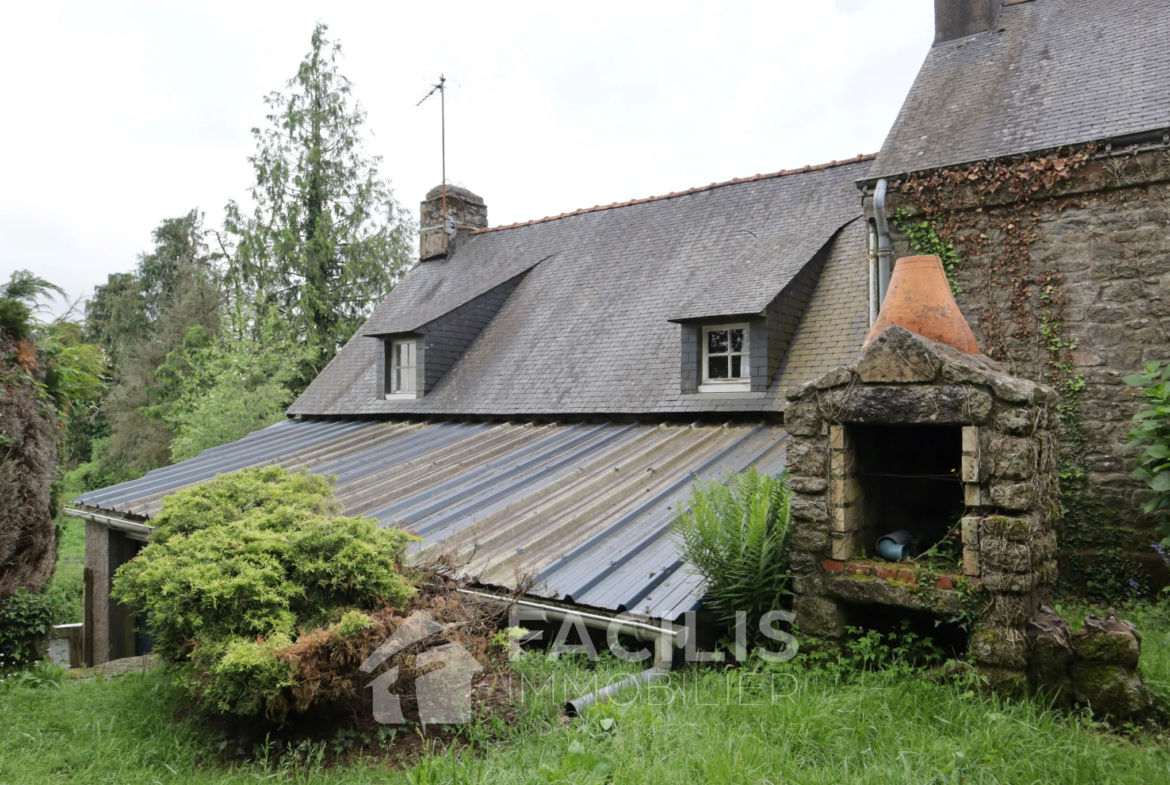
[0, 0, 935, 315]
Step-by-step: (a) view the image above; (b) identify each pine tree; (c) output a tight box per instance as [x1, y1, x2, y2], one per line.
[222, 23, 414, 365]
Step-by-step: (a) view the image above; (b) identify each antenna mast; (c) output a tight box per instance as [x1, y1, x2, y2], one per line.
[416, 75, 448, 221]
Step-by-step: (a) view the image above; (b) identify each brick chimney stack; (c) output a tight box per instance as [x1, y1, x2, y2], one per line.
[419, 184, 487, 261]
[933, 0, 1003, 44]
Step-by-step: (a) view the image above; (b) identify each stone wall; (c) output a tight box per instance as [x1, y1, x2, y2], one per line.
[875, 150, 1170, 590]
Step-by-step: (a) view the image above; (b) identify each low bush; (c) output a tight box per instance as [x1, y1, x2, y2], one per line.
[112, 466, 420, 719]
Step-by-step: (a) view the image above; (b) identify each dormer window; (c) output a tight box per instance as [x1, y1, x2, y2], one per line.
[386, 338, 417, 399]
[700, 324, 750, 393]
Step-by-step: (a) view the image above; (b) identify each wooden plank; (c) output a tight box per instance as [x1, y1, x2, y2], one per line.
[82, 567, 94, 668]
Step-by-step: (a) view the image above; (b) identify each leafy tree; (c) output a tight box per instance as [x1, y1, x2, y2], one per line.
[85, 212, 212, 366]
[0, 270, 104, 430]
[83, 272, 148, 372]
[86, 213, 220, 477]
[221, 23, 414, 369]
[100, 272, 220, 474]
[0, 272, 65, 341]
[672, 468, 793, 650]
[151, 310, 312, 462]
[137, 211, 213, 320]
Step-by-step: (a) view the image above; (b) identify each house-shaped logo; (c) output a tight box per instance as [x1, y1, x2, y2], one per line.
[360, 610, 483, 727]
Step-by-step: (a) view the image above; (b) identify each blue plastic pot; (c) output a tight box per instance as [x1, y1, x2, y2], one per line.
[876, 529, 912, 562]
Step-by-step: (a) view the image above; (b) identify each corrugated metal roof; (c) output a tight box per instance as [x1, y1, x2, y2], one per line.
[73, 420, 787, 622]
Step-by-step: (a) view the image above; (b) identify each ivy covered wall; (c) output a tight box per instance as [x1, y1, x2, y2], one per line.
[871, 148, 1170, 598]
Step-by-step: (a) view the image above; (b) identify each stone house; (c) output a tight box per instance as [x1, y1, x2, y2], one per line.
[71, 0, 1169, 667]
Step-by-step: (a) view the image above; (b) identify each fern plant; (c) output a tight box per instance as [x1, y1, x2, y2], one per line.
[671, 467, 793, 647]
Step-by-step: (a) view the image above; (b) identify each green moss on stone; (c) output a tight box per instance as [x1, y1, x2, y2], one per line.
[1071, 629, 1140, 666]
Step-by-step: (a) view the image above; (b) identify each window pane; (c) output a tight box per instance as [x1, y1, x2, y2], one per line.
[405, 341, 416, 367]
[707, 330, 728, 354]
[708, 356, 729, 379]
[731, 355, 742, 378]
[402, 368, 416, 393]
[730, 328, 744, 353]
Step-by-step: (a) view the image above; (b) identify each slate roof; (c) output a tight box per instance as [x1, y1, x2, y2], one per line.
[72, 420, 788, 622]
[870, 0, 1170, 179]
[773, 217, 870, 389]
[290, 157, 872, 417]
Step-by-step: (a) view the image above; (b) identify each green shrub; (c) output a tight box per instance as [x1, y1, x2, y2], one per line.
[0, 589, 55, 671]
[1123, 361, 1170, 543]
[671, 467, 792, 648]
[111, 466, 419, 718]
[189, 634, 297, 717]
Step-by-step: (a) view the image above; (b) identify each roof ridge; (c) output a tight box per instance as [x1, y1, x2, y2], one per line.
[472, 153, 876, 235]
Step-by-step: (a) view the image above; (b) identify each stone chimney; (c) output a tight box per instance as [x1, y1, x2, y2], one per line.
[419, 184, 487, 261]
[933, 0, 1003, 44]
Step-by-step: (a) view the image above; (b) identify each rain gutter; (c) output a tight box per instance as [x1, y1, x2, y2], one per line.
[456, 588, 688, 649]
[65, 508, 154, 540]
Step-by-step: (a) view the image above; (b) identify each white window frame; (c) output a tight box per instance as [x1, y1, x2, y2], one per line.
[699, 323, 751, 393]
[385, 338, 418, 400]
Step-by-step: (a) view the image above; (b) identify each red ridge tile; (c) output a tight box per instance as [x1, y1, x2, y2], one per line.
[472, 154, 876, 235]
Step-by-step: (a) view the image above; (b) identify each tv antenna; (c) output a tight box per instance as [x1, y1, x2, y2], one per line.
[417, 75, 449, 225]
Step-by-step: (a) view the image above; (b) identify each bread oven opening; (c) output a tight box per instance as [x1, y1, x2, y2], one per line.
[850, 424, 964, 559]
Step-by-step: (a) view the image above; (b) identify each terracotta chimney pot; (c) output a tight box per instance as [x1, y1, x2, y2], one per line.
[864, 255, 982, 354]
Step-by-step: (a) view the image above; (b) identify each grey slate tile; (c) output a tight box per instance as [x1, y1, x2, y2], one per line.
[870, 0, 1170, 179]
[290, 159, 872, 417]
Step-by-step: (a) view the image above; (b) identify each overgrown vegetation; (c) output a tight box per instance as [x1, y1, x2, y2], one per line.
[671, 467, 792, 649]
[0, 271, 105, 430]
[1124, 361, 1170, 543]
[43, 516, 84, 624]
[111, 467, 418, 719]
[891, 207, 963, 296]
[151, 316, 312, 462]
[1, 270, 104, 631]
[0, 589, 55, 671]
[2, 603, 1170, 783]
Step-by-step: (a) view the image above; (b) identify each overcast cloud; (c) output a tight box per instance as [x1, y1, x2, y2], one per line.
[1, 0, 934, 314]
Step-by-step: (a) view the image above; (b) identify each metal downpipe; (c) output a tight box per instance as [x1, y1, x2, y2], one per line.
[866, 220, 879, 326]
[873, 178, 893, 310]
